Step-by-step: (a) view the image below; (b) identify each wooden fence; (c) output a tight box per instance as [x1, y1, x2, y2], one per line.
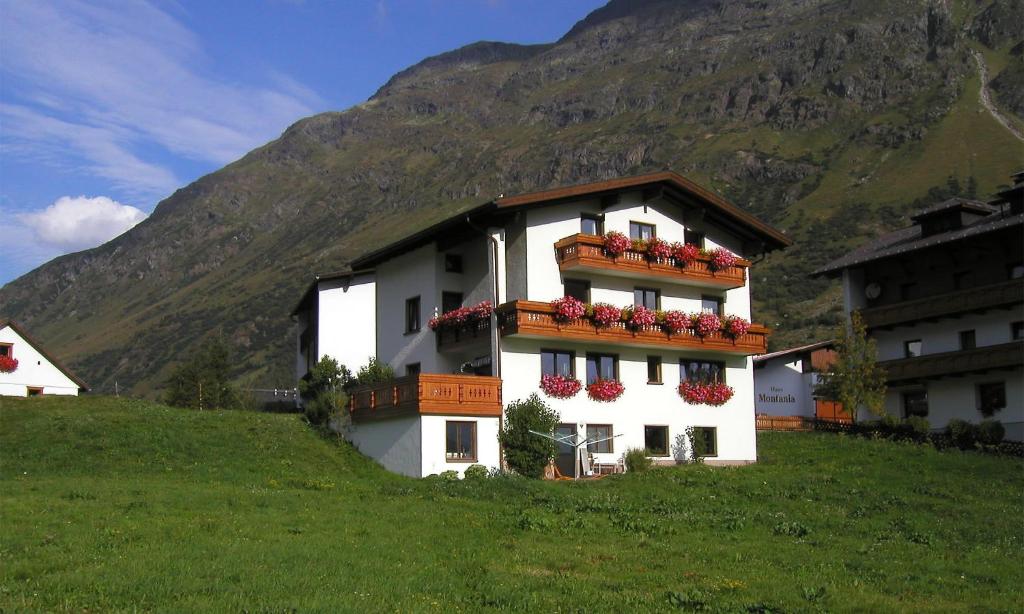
[755, 415, 815, 431]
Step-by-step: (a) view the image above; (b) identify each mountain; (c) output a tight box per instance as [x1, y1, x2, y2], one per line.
[2, 0, 1022, 396]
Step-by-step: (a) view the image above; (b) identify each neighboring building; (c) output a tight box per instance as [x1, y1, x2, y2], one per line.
[815, 172, 1024, 440]
[0, 320, 88, 397]
[294, 171, 791, 477]
[753, 341, 845, 420]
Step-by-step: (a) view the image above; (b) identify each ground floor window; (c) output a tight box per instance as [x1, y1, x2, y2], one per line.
[691, 427, 717, 458]
[977, 382, 1006, 417]
[644, 425, 669, 457]
[586, 424, 613, 453]
[405, 363, 421, 376]
[445, 421, 476, 462]
[902, 390, 928, 418]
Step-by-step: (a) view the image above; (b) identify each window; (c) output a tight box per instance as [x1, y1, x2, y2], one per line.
[902, 391, 928, 418]
[701, 295, 723, 315]
[442, 291, 463, 314]
[405, 363, 421, 376]
[405, 296, 421, 333]
[629, 221, 655, 240]
[685, 231, 704, 248]
[634, 287, 660, 310]
[952, 271, 972, 290]
[1009, 262, 1024, 279]
[580, 214, 604, 236]
[959, 330, 976, 350]
[904, 340, 922, 358]
[541, 349, 575, 377]
[27, 387, 43, 397]
[445, 421, 476, 462]
[644, 425, 669, 457]
[900, 282, 917, 301]
[692, 427, 717, 458]
[586, 353, 618, 384]
[680, 359, 726, 384]
[0, 343, 11, 357]
[564, 279, 591, 303]
[586, 424, 614, 454]
[977, 382, 1006, 416]
[444, 254, 463, 273]
[1013, 321, 1024, 340]
[647, 356, 662, 384]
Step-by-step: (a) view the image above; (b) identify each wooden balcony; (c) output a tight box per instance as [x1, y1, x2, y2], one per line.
[435, 318, 491, 353]
[496, 300, 769, 355]
[554, 234, 749, 289]
[861, 279, 1024, 330]
[349, 373, 502, 423]
[879, 341, 1024, 384]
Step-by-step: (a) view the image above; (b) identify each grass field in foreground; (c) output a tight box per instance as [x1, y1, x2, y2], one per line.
[1, 396, 1021, 612]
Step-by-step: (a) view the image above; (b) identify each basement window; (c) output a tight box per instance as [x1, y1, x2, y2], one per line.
[445, 421, 476, 462]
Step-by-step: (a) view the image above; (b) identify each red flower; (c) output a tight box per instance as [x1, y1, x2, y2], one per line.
[692, 312, 722, 337]
[723, 315, 751, 338]
[551, 296, 586, 322]
[540, 374, 582, 399]
[709, 247, 737, 271]
[0, 355, 18, 373]
[428, 300, 493, 331]
[662, 310, 691, 334]
[587, 378, 625, 402]
[647, 237, 672, 260]
[603, 231, 631, 257]
[678, 381, 734, 406]
[672, 242, 700, 265]
[591, 303, 622, 328]
[627, 305, 657, 329]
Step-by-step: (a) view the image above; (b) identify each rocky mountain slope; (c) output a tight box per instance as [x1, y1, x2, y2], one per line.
[2, 0, 1022, 395]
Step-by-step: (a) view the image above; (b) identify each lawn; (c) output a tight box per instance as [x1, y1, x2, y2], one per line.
[1, 396, 1022, 612]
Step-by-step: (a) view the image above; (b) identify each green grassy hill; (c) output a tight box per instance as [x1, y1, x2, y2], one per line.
[2, 396, 1022, 611]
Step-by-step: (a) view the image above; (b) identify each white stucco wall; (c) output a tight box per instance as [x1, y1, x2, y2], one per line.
[347, 417, 423, 477]
[753, 359, 817, 417]
[420, 414, 501, 477]
[0, 325, 80, 397]
[317, 274, 377, 373]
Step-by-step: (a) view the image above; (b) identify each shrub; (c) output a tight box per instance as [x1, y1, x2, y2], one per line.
[438, 470, 459, 481]
[499, 394, 560, 478]
[946, 419, 978, 450]
[298, 356, 352, 426]
[904, 415, 931, 438]
[977, 420, 1005, 446]
[624, 448, 652, 473]
[163, 337, 240, 410]
[463, 464, 488, 480]
[354, 357, 394, 387]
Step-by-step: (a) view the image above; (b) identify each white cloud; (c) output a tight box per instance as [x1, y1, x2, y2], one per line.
[18, 196, 147, 252]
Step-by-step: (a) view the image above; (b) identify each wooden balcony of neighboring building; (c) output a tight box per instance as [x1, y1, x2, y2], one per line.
[435, 318, 491, 353]
[879, 341, 1024, 384]
[349, 373, 502, 423]
[554, 234, 750, 289]
[496, 300, 769, 355]
[861, 278, 1024, 330]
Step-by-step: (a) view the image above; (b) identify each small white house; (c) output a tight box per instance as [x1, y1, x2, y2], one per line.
[0, 320, 88, 397]
[753, 341, 846, 421]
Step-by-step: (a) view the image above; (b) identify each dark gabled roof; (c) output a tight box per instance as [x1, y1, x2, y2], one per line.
[350, 171, 792, 269]
[909, 197, 995, 221]
[290, 267, 374, 317]
[0, 319, 89, 391]
[753, 340, 835, 364]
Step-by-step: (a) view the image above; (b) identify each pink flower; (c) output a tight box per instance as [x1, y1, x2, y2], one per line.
[587, 378, 625, 402]
[678, 381, 734, 406]
[709, 247, 737, 271]
[647, 237, 672, 260]
[591, 303, 622, 328]
[692, 312, 722, 337]
[603, 231, 631, 257]
[540, 374, 582, 399]
[672, 242, 701, 265]
[551, 296, 586, 322]
[723, 315, 750, 338]
[0, 355, 18, 373]
[662, 310, 691, 334]
[628, 305, 657, 329]
[429, 300, 493, 331]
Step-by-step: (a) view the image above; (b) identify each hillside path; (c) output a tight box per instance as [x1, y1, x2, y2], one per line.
[972, 50, 1024, 143]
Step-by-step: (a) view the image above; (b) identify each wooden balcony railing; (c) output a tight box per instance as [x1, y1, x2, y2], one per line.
[349, 373, 502, 423]
[496, 300, 769, 355]
[861, 279, 1024, 330]
[554, 234, 749, 289]
[435, 318, 491, 352]
[879, 341, 1024, 383]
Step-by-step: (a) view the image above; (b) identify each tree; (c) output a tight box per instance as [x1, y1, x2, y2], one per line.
[353, 356, 394, 388]
[814, 311, 887, 422]
[164, 337, 240, 410]
[298, 356, 352, 426]
[499, 393, 560, 478]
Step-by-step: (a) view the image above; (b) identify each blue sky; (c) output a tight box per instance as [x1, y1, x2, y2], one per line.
[0, 0, 606, 285]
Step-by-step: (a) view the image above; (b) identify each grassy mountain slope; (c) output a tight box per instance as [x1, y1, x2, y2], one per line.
[1, 0, 1022, 395]
[2, 396, 1022, 610]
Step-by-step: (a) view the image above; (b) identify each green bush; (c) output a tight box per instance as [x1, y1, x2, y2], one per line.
[438, 470, 459, 482]
[904, 415, 930, 438]
[946, 419, 978, 450]
[499, 394, 560, 478]
[977, 420, 1005, 446]
[163, 337, 240, 410]
[354, 357, 395, 387]
[298, 357, 352, 426]
[463, 464, 488, 480]
[624, 448, 653, 473]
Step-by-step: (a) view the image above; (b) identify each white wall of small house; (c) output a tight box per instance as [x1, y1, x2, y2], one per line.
[420, 415, 501, 477]
[753, 359, 817, 417]
[346, 417, 422, 477]
[316, 274, 377, 374]
[0, 326, 80, 397]
[872, 311, 1020, 362]
[499, 337, 757, 464]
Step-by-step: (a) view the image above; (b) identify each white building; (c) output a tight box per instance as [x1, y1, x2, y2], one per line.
[753, 341, 845, 421]
[294, 171, 791, 477]
[814, 172, 1024, 441]
[0, 320, 88, 397]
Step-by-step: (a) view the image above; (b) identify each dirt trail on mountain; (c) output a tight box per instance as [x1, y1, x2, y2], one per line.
[972, 50, 1024, 143]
